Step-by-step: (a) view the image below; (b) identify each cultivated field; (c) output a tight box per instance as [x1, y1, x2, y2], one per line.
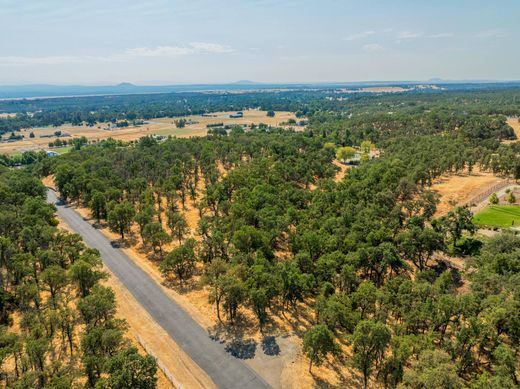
[0, 109, 299, 155]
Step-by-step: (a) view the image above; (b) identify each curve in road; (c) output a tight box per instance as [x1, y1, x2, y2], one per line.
[46, 189, 270, 389]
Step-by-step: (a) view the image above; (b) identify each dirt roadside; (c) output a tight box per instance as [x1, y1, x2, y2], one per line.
[55, 213, 215, 389]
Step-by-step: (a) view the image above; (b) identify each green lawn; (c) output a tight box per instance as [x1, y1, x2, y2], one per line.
[473, 205, 520, 228]
[51, 146, 73, 155]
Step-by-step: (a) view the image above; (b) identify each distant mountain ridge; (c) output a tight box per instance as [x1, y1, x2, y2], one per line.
[1, 80, 519, 99]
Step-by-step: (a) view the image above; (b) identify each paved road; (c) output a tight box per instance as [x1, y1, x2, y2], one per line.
[46, 189, 270, 389]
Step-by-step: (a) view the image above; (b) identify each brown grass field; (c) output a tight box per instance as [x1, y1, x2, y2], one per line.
[430, 168, 507, 216]
[507, 117, 520, 139]
[0, 109, 298, 155]
[430, 117, 516, 217]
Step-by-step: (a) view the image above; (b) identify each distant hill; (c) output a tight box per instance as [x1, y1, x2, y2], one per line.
[1, 80, 519, 99]
[0, 82, 272, 99]
[232, 80, 261, 85]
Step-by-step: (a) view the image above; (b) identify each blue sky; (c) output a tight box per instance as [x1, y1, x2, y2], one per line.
[1, 0, 519, 84]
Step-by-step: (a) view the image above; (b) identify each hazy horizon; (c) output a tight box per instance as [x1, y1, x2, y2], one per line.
[2, 0, 519, 85]
[3, 79, 520, 88]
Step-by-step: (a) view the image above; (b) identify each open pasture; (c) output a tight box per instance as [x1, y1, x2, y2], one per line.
[0, 109, 299, 155]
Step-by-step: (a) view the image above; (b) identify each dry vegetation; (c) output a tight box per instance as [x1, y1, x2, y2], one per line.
[1, 109, 298, 155]
[506, 116, 520, 140]
[42, 158, 509, 388]
[429, 168, 507, 216]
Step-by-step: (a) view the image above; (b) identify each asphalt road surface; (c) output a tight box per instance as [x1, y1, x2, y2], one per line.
[46, 189, 270, 389]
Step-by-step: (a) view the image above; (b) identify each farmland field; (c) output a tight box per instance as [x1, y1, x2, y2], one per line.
[473, 205, 520, 228]
[0, 109, 299, 155]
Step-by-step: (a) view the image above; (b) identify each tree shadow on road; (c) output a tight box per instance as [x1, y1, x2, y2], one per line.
[224, 339, 257, 359]
[209, 320, 259, 359]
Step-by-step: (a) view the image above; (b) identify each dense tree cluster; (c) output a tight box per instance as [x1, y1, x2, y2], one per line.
[0, 167, 157, 387]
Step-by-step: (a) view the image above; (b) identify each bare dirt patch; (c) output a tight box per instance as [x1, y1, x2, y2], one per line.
[506, 117, 520, 140]
[332, 159, 349, 182]
[430, 168, 507, 216]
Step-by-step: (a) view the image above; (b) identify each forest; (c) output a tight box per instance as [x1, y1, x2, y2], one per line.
[1, 86, 520, 388]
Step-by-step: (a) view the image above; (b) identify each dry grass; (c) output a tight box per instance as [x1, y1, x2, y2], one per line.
[0, 109, 298, 155]
[507, 117, 520, 140]
[72, 207, 369, 388]
[44, 165, 373, 388]
[430, 168, 507, 217]
[501, 117, 520, 145]
[105, 272, 215, 389]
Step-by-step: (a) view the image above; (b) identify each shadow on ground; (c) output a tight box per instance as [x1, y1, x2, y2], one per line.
[261, 336, 280, 356]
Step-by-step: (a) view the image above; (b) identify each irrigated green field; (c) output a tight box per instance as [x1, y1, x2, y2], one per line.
[473, 205, 520, 228]
[51, 146, 73, 155]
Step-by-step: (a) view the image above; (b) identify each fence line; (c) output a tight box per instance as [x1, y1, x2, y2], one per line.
[137, 335, 182, 389]
[465, 179, 514, 208]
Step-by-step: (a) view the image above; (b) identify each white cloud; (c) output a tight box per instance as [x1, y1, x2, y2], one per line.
[427, 32, 454, 39]
[125, 46, 193, 57]
[398, 31, 423, 39]
[126, 42, 234, 57]
[189, 42, 234, 53]
[344, 30, 375, 41]
[475, 29, 508, 38]
[0, 41, 235, 67]
[362, 43, 384, 52]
